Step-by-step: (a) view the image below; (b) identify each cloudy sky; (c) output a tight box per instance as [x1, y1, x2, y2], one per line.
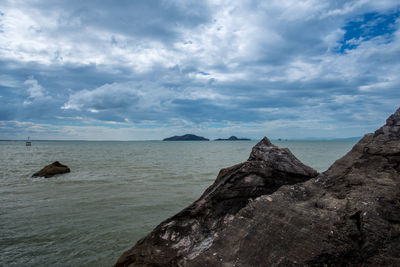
[0, 0, 399, 140]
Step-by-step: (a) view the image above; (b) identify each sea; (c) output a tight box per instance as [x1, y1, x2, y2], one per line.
[0, 139, 357, 266]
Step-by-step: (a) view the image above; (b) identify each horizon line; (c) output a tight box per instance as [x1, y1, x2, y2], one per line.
[0, 136, 362, 142]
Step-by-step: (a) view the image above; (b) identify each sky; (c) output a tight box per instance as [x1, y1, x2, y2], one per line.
[0, 0, 399, 140]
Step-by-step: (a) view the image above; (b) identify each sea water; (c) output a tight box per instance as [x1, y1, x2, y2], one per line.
[0, 140, 357, 266]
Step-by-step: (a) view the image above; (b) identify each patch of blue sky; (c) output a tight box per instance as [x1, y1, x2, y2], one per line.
[338, 10, 399, 53]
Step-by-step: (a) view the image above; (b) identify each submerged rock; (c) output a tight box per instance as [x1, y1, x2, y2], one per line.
[115, 107, 400, 266]
[32, 161, 70, 178]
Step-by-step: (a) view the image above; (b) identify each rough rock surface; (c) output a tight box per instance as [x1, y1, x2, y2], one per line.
[115, 137, 318, 266]
[116, 107, 400, 266]
[32, 161, 70, 178]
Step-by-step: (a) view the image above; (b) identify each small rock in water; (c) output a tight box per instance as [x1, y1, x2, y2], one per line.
[32, 161, 70, 178]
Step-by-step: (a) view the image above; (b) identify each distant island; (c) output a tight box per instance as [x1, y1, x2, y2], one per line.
[163, 134, 209, 141]
[215, 136, 251, 141]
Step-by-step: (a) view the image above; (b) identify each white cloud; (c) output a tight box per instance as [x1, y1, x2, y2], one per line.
[0, 75, 20, 88]
[62, 83, 140, 111]
[25, 78, 45, 98]
[23, 78, 50, 105]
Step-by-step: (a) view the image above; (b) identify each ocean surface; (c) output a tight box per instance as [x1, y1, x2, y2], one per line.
[0, 139, 357, 266]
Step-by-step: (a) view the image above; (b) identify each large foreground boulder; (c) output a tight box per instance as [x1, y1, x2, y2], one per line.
[32, 161, 70, 178]
[116, 137, 318, 266]
[116, 107, 400, 266]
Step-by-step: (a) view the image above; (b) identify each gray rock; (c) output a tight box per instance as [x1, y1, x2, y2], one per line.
[115, 137, 318, 266]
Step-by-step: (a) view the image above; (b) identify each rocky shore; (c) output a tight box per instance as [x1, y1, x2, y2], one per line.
[116, 107, 400, 266]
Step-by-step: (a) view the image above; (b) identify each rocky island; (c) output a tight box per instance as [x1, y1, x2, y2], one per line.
[215, 136, 251, 141]
[163, 134, 209, 141]
[116, 107, 400, 266]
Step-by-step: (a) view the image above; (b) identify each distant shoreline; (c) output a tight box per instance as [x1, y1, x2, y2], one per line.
[0, 137, 362, 142]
